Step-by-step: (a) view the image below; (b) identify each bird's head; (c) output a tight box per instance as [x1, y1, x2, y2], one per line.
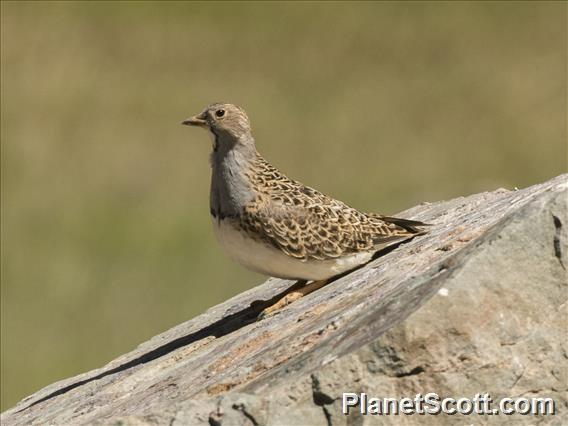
[182, 103, 253, 149]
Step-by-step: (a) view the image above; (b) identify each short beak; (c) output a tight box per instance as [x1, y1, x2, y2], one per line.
[181, 112, 207, 127]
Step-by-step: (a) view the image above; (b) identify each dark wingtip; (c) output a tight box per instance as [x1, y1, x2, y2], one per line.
[380, 216, 433, 233]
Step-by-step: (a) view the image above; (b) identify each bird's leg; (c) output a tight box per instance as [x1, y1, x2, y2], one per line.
[259, 279, 329, 319]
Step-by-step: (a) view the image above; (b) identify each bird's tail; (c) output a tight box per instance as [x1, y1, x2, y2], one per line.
[379, 215, 432, 234]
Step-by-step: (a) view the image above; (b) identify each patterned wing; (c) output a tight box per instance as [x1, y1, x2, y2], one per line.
[241, 155, 425, 260]
[241, 190, 419, 261]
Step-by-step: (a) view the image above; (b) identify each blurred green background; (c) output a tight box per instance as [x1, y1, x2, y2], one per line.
[1, 1, 566, 411]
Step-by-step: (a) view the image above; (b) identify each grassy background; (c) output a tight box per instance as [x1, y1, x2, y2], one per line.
[1, 1, 566, 411]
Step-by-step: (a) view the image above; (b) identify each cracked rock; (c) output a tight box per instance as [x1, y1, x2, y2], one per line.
[2, 175, 567, 425]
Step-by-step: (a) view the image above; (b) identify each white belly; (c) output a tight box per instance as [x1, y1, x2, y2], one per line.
[212, 218, 373, 281]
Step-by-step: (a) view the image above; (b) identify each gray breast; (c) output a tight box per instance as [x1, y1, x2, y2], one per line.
[210, 148, 256, 220]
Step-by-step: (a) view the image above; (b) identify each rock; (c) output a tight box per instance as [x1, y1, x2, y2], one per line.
[2, 174, 566, 425]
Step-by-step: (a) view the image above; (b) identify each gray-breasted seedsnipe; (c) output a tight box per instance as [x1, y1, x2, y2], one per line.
[182, 103, 428, 308]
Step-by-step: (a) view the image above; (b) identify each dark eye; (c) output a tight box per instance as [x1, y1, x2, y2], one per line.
[215, 109, 225, 118]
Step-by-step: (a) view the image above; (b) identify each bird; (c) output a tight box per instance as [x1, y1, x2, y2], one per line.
[182, 103, 429, 317]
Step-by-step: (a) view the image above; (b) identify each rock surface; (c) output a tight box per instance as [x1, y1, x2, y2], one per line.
[2, 174, 567, 425]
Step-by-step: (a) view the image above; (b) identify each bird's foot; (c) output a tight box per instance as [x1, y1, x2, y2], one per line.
[258, 279, 329, 320]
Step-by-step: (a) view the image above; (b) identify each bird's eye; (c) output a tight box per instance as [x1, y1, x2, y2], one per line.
[215, 109, 225, 118]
